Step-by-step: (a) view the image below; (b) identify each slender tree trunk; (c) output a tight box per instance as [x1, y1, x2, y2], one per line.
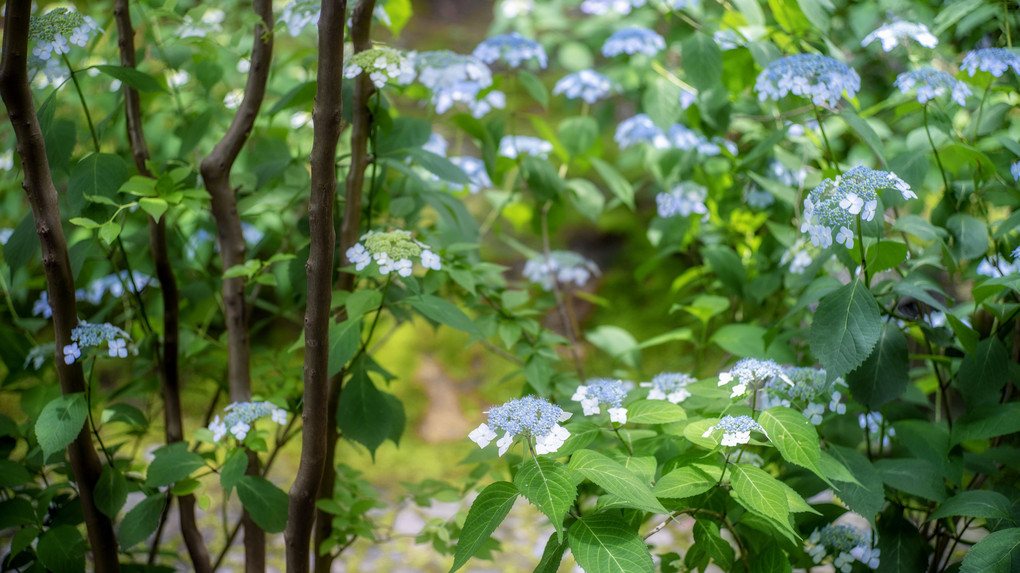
[113, 2, 213, 570]
[198, 2, 274, 571]
[0, 2, 121, 571]
[285, 0, 347, 570]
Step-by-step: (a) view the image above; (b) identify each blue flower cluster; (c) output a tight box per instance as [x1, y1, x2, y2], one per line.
[1012, 161, 1020, 183]
[656, 182, 708, 218]
[572, 378, 628, 422]
[64, 321, 133, 365]
[701, 415, 767, 446]
[760, 367, 847, 425]
[469, 396, 572, 456]
[718, 358, 788, 398]
[448, 157, 493, 194]
[861, 21, 937, 52]
[602, 26, 666, 57]
[406, 51, 503, 117]
[522, 250, 600, 291]
[616, 114, 670, 149]
[961, 48, 1020, 78]
[473, 33, 547, 69]
[581, 0, 645, 15]
[28, 8, 100, 60]
[808, 524, 880, 572]
[499, 135, 554, 159]
[279, 0, 320, 37]
[33, 271, 152, 319]
[209, 401, 288, 442]
[552, 70, 616, 104]
[894, 67, 971, 105]
[859, 412, 895, 448]
[641, 372, 696, 403]
[615, 115, 728, 155]
[755, 54, 861, 107]
[801, 165, 915, 249]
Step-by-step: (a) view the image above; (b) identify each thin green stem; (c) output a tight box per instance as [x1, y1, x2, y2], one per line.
[812, 105, 837, 172]
[923, 105, 952, 198]
[62, 54, 100, 152]
[611, 425, 634, 456]
[364, 89, 382, 227]
[856, 214, 869, 287]
[85, 357, 115, 467]
[972, 82, 991, 140]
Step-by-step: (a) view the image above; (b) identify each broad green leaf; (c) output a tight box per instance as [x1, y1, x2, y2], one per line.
[585, 325, 639, 369]
[327, 318, 363, 378]
[590, 157, 634, 210]
[810, 280, 882, 381]
[682, 33, 722, 90]
[758, 407, 824, 479]
[376, 116, 431, 155]
[568, 449, 667, 514]
[693, 519, 734, 570]
[728, 464, 795, 539]
[99, 221, 122, 245]
[827, 445, 883, 527]
[519, 70, 549, 109]
[929, 491, 1015, 523]
[3, 213, 40, 275]
[118, 493, 166, 549]
[139, 197, 168, 220]
[556, 421, 601, 457]
[534, 531, 570, 573]
[93, 64, 167, 92]
[405, 148, 471, 184]
[220, 448, 248, 497]
[567, 178, 606, 221]
[337, 362, 394, 458]
[101, 403, 148, 429]
[146, 441, 205, 488]
[840, 110, 885, 163]
[711, 324, 765, 358]
[643, 77, 687, 129]
[520, 156, 565, 202]
[449, 481, 518, 573]
[960, 527, 1020, 573]
[408, 295, 483, 339]
[957, 337, 1008, 409]
[514, 458, 576, 542]
[559, 116, 599, 158]
[37, 525, 86, 573]
[0, 459, 32, 488]
[346, 290, 383, 320]
[36, 393, 88, 459]
[874, 458, 946, 502]
[626, 400, 686, 425]
[846, 320, 909, 410]
[568, 513, 654, 573]
[877, 506, 932, 572]
[0, 498, 36, 529]
[946, 213, 989, 261]
[819, 451, 858, 485]
[95, 465, 129, 518]
[701, 245, 746, 297]
[866, 240, 908, 274]
[236, 475, 289, 533]
[750, 543, 791, 573]
[654, 466, 716, 499]
[68, 153, 130, 211]
[951, 403, 1020, 445]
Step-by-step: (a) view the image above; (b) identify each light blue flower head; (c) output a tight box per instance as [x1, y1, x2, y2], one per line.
[801, 165, 915, 249]
[701, 415, 767, 446]
[552, 70, 616, 104]
[657, 182, 708, 218]
[64, 321, 133, 364]
[469, 396, 573, 456]
[615, 114, 669, 149]
[894, 67, 971, 105]
[641, 372, 696, 403]
[581, 0, 645, 15]
[808, 524, 880, 571]
[602, 26, 666, 57]
[961, 48, 1020, 78]
[208, 401, 288, 442]
[755, 53, 861, 107]
[473, 33, 547, 69]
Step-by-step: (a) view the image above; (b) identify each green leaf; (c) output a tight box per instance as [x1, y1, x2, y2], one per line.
[693, 519, 734, 570]
[957, 337, 1008, 409]
[758, 407, 824, 478]
[346, 290, 383, 320]
[37, 525, 86, 573]
[405, 148, 471, 184]
[449, 481, 518, 573]
[946, 213, 989, 261]
[568, 450, 667, 514]
[519, 70, 549, 108]
[236, 475, 289, 533]
[702, 245, 746, 296]
[3, 213, 39, 275]
[99, 221, 122, 245]
[520, 156, 565, 202]
[559, 116, 599, 158]
[220, 448, 248, 497]
[626, 400, 686, 425]
[36, 393, 88, 459]
[711, 324, 765, 358]
[534, 532, 569, 573]
[827, 445, 884, 527]
[960, 527, 1020, 573]
[327, 318, 363, 378]
[866, 241, 908, 274]
[590, 157, 634, 210]
[118, 493, 166, 549]
[682, 33, 722, 90]
[95, 465, 129, 518]
[101, 403, 149, 429]
[846, 320, 909, 410]
[951, 403, 1020, 445]
[874, 458, 946, 502]
[338, 363, 394, 458]
[643, 77, 687, 129]
[750, 543, 791, 573]
[377, 116, 431, 154]
[728, 464, 796, 539]
[929, 491, 1015, 523]
[585, 325, 639, 369]
[68, 153, 130, 211]
[0, 459, 32, 488]
[877, 506, 932, 572]
[810, 280, 882, 381]
[567, 179, 606, 221]
[146, 441, 206, 488]
[139, 197, 169, 220]
[567, 513, 655, 573]
[839, 110, 885, 163]
[93, 64, 167, 93]
[408, 295, 482, 339]
[654, 465, 716, 499]
[514, 458, 576, 542]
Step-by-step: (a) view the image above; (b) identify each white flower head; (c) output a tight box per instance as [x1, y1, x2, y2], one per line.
[701, 415, 767, 446]
[471, 396, 572, 456]
[523, 251, 600, 291]
[345, 230, 441, 276]
[207, 401, 288, 442]
[861, 20, 938, 52]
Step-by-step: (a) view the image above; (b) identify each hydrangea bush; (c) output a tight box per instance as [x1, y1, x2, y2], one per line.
[1, 0, 1018, 572]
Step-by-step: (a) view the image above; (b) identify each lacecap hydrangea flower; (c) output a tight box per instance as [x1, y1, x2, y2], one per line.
[780, 238, 816, 275]
[448, 157, 493, 193]
[468, 396, 572, 456]
[522, 250, 600, 290]
[641, 372, 696, 403]
[961, 48, 1020, 78]
[718, 358, 789, 398]
[801, 165, 915, 249]
[472, 33, 547, 69]
[499, 135, 554, 159]
[602, 26, 666, 57]
[859, 411, 895, 448]
[701, 415, 768, 447]
[208, 401, 288, 442]
[345, 230, 441, 277]
[581, 0, 645, 15]
[657, 182, 708, 218]
[808, 524, 880, 572]
[552, 70, 616, 104]
[28, 8, 100, 61]
[975, 257, 1019, 278]
[343, 47, 413, 89]
[616, 114, 670, 149]
[760, 366, 847, 425]
[406, 51, 503, 117]
[64, 321, 134, 365]
[861, 21, 937, 52]
[755, 53, 861, 107]
[280, 0, 320, 37]
[894, 67, 971, 105]
[572, 378, 628, 423]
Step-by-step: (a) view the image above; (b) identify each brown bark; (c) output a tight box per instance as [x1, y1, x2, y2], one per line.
[0, 2, 121, 571]
[198, 2, 274, 571]
[284, 0, 347, 570]
[112, 2, 213, 570]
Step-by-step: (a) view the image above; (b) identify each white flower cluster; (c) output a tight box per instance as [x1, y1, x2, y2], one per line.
[176, 9, 225, 39]
[641, 372, 696, 403]
[808, 524, 880, 572]
[498, 135, 554, 159]
[894, 67, 971, 106]
[343, 47, 413, 89]
[522, 250, 600, 291]
[760, 367, 847, 425]
[572, 379, 628, 423]
[500, 0, 534, 18]
[755, 53, 861, 107]
[657, 182, 708, 218]
[473, 33, 547, 69]
[581, 0, 646, 15]
[469, 396, 572, 456]
[602, 26, 666, 57]
[405, 51, 504, 117]
[718, 358, 789, 398]
[861, 21, 937, 52]
[801, 165, 915, 249]
[345, 230, 441, 277]
[28, 8, 100, 61]
[961, 48, 1020, 78]
[209, 401, 288, 442]
[64, 321, 133, 365]
[780, 238, 815, 275]
[280, 0, 320, 37]
[701, 415, 768, 447]
[552, 70, 617, 104]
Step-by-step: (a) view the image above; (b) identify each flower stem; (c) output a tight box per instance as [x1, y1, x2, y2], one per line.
[923, 105, 952, 198]
[856, 214, 870, 287]
[812, 104, 837, 172]
[62, 54, 100, 152]
[972, 82, 991, 140]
